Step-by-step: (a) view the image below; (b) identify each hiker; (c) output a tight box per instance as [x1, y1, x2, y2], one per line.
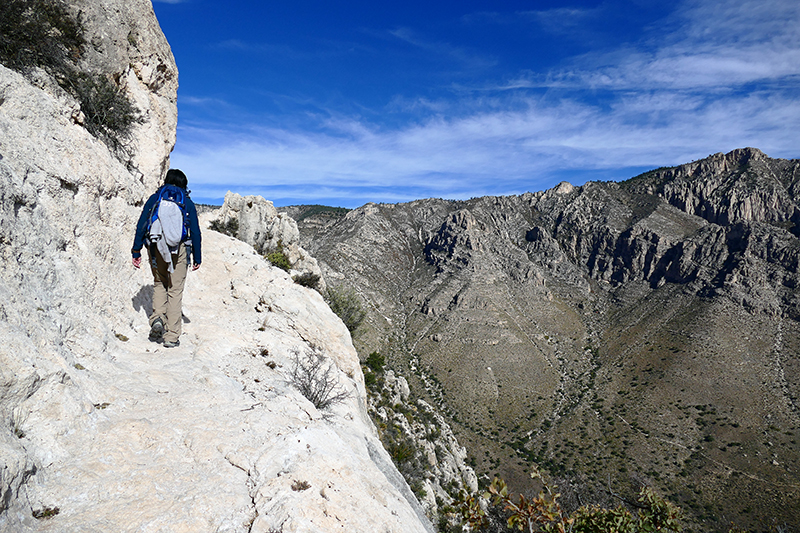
[131, 169, 202, 348]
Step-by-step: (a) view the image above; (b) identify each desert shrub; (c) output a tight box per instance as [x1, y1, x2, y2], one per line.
[325, 285, 366, 333]
[0, 0, 84, 74]
[292, 271, 320, 289]
[571, 506, 637, 533]
[365, 351, 385, 373]
[363, 369, 377, 388]
[289, 349, 349, 411]
[361, 351, 385, 392]
[209, 217, 239, 238]
[291, 480, 311, 492]
[571, 487, 681, 533]
[67, 72, 143, 150]
[266, 240, 292, 271]
[0, 0, 142, 151]
[31, 507, 60, 520]
[267, 250, 291, 271]
[389, 438, 417, 465]
[457, 473, 682, 533]
[380, 422, 426, 484]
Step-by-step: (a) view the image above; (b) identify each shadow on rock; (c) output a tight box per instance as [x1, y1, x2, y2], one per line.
[132, 284, 154, 316]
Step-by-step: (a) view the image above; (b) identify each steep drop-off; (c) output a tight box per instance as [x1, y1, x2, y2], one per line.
[289, 148, 800, 531]
[0, 1, 433, 531]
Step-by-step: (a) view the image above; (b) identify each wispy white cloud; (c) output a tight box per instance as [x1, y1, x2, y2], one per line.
[463, 6, 599, 35]
[386, 95, 452, 114]
[545, 0, 800, 91]
[388, 28, 498, 70]
[518, 6, 600, 36]
[174, 88, 799, 205]
[171, 0, 800, 207]
[181, 96, 235, 108]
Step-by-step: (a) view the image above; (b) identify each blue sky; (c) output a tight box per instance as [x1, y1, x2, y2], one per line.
[151, 0, 800, 208]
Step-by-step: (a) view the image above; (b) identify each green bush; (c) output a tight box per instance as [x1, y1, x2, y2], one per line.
[209, 217, 239, 238]
[458, 475, 682, 533]
[389, 438, 417, 465]
[571, 487, 682, 533]
[572, 506, 637, 533]
[0, 0, 142, 151]
[68, 72, 143, 151]
[267, 250, 291, 271]
[325, 285, 366, 333]
[365, 351, 385, 373]
[266, 240, 292, 271]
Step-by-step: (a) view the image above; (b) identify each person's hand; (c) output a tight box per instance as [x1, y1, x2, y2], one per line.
[192, 263, 201, 271]
[132, 257, 141, 269]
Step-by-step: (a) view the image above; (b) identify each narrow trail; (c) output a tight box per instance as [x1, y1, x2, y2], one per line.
[33, 235, 280, 532]
[23, 230, 433, 533]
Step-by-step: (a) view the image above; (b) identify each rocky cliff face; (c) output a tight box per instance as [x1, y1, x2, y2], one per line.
[0, 1, 433, 532]
[292, 148, 800, 531]
[364, 367, 479, 528]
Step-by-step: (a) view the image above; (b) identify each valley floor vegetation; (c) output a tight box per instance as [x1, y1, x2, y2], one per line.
[358, 350, 775, 533]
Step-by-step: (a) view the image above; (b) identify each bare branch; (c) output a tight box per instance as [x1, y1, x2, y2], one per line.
[289, 349, 350, 411]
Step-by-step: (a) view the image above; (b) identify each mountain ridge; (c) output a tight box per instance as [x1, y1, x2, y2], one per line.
[286, 147, 800, 531]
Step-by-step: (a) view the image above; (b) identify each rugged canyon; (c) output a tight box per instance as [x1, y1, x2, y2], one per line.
[2, 0, 799, 531]
[286, 148, 800, 531]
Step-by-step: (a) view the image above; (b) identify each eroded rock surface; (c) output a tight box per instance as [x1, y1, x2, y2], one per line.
[0, 1, 432, 531]
[296, 148, 800, 531]
[215, 192, 326, 291]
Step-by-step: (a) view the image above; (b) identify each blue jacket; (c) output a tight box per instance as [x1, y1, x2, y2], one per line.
[131, 186, 202, 265]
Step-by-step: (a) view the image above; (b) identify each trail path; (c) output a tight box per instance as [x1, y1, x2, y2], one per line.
[17, 230, 432, 533]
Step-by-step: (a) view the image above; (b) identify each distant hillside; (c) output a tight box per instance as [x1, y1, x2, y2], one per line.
[295, 148, 800, 532]
[279, 204, 352, 245]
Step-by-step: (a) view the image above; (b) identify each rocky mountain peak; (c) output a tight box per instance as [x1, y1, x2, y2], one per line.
[296, 148, 800, 531]
[552, 181, 575, 195]
[624, 147, 799, 229]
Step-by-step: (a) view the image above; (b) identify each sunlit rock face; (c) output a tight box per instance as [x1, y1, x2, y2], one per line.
[215, 192, 327, 291]
[0, 1, 433, 532]
[292, 148, 800, 531]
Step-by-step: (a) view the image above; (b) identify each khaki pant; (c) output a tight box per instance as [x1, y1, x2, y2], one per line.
[148, 244, 187, 343]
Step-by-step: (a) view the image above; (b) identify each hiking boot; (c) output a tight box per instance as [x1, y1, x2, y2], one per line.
[148, 318, 164, 342]
[163, 339, 180, 348]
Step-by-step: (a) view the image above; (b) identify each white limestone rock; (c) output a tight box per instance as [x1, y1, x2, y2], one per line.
[383, 370, 411, 405]
[214, 192, 326, 291]
[0, 0, 432, 531]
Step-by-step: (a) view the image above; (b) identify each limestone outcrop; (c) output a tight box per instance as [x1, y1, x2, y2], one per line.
[215, 192, 326, 291]
[0, 1, 432, 532]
